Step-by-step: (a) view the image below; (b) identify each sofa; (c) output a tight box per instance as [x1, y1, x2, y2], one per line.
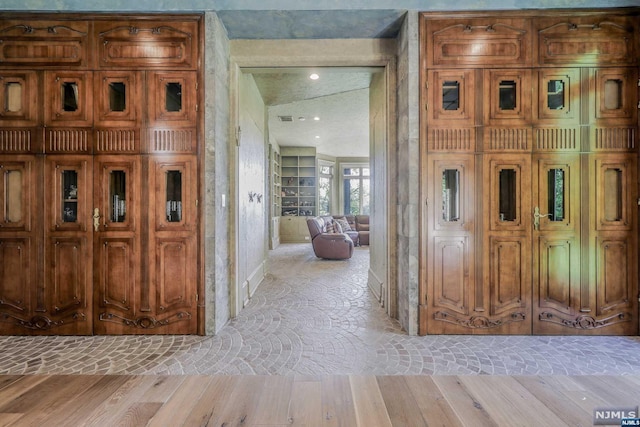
[329, 215, 369, 246]
[306, 217, 354, 260]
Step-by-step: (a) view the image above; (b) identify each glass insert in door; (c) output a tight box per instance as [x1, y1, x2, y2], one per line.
[499, 169, 517, 221]
[62, 170, 78, 223]
[109, 82, 126, 112]
[547, 168, 565, 221]
[4, 169, 22, 223]
[165, 82, 182, 112]
[442, 169, 460, 222]
[166, 170, 182, 222]
[110, 170, 126, 222]
[442, 81, 460, 111]
[5, 82, 22, 113]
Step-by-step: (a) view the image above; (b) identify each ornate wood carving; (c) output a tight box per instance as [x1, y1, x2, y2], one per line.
[0, 129, 35, 153]
[484, 128, 531, 151]
[427, 19, 530, 67]
[95, 129, 139, 153]
[149, 128, 196, 153]
[98, 311, 191, 328]
[428, 128, 474, 152]
[593, 127, 636, 151]
[94, 21, 197, 69]
[434, 311, 526, 328]
[0, 21, 88, 67]
[0, 312, 86, 330]
[46, 129, 91, 153]
[536, 19, 636, 66]
[539, 311, 631, 329]
[534, 128, 579, 151]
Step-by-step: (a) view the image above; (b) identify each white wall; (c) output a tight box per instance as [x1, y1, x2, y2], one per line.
[237, 73, 268, 308]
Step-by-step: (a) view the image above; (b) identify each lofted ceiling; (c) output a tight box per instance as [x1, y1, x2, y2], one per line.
[249, 68, 380, 158]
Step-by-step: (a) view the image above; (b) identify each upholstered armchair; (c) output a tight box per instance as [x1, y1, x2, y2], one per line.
[306, 217, 354, 260]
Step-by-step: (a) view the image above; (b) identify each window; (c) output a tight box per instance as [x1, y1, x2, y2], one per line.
[318, 162, 333, 216]
[343, 165, 370, 215]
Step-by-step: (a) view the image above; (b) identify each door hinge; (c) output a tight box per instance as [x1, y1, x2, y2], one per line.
[196, 293, 199, 302]
[236, 126, 241, 146]
[637, 197, 640, 206]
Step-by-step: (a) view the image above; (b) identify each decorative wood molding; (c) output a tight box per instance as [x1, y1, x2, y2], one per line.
[46, 128, 91, 153]
[537, 19, 635, 66]
[534, 128, 579, 151]
[539, 311, 631, 329]
[0, 129, 33, 153]
[95, 129, 139, 153]
[428, 19, 531, 67]
[149, 128, 196, 153]
[0, 24, 87, 35]
[434, 311, 526, 328]
[428, 128, 474, 152]
[0, 312, 86, 330]
[95, 22, 197, 69]
[0, 22, 88, 67]
[485, 128, 531, 151]
[593, 127, 636, 151]
[99, 312, 192, 329]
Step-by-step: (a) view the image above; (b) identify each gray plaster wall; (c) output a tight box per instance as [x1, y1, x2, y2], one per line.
[395, 11, 421, 335]
[204, 12, 232, 335]
[237, 73, 268, 304]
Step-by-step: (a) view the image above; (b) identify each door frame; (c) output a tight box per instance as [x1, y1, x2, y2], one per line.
[228, 38, 398, 320]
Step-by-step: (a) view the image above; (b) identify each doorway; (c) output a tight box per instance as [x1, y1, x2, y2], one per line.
[229, 39, 397, 321]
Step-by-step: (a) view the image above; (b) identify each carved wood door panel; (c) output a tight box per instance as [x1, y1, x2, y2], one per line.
[0, 155, 43, 334]
[531, 154, 582, 334]
[423, 152, 638, 336]
[44, 155, 94, 335]
[92, 154, 198, 334]
[146, 155, 198, 334]
[92, 155, 143, 334]
[422, 154, 477, 334]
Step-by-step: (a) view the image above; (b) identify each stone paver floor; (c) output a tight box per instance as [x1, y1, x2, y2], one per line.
[1, 243, 640, 376]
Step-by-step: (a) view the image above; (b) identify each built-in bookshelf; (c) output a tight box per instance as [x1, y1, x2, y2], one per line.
[270, 146, 281, 218]
[280, 147, 317, 217]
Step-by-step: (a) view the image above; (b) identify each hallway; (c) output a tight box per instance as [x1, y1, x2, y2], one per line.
[1, 243, 640, 376]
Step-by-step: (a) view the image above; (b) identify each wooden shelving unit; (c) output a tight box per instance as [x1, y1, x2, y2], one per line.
[280, 147, 317, 217]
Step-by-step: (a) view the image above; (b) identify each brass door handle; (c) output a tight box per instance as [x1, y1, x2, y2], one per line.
[533, 206, 549, 230]
[93, 208, 100, 232]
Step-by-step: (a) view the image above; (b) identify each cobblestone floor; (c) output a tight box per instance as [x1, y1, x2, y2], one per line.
[1, 243, 640, 376]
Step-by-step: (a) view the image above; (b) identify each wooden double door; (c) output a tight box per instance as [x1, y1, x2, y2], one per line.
[0, 153, 197, 335]
[422, 151, 638, 335]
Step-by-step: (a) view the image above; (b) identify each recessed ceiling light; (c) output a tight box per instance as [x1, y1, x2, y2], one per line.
[298, 116, 306, 121]
[313, 116, 320, 121]
[309, 73, 319, 80]
[315, 135, 320, 139]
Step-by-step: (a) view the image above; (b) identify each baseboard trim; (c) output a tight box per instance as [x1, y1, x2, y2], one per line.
[368, 268, 385, 307]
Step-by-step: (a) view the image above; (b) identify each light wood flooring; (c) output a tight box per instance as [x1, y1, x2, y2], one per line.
[1, 374, 639, 426]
